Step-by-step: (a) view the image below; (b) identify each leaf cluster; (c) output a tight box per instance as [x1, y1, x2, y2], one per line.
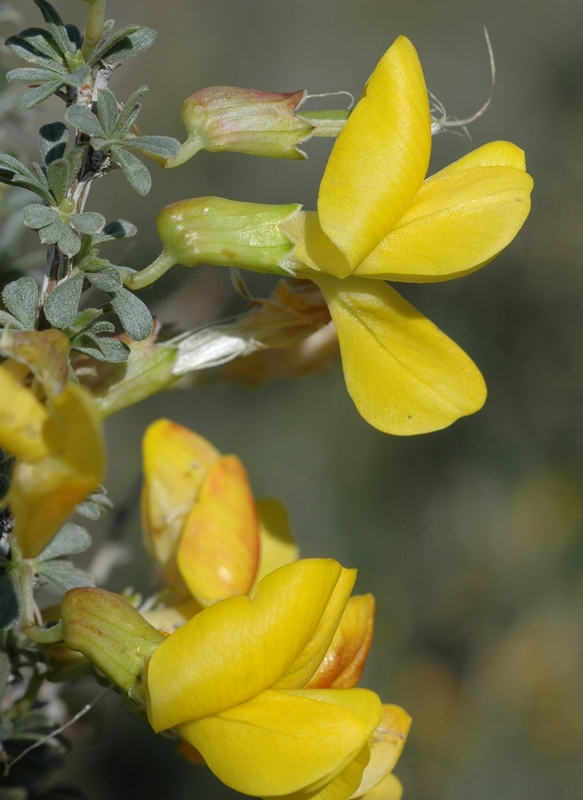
[65, 87, 179, 195]
[5, 0, 157, 111]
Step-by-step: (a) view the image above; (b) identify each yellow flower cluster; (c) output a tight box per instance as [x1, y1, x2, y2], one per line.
[139, 419, 410, 799]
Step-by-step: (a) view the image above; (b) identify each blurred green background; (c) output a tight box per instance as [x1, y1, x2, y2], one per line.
[11, 0, 583, 798]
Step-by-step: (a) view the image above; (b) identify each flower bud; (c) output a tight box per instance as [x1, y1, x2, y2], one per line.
[61, 587, 165, 697]
[168, 87, 315, 166]
[157, 197, 299, 275]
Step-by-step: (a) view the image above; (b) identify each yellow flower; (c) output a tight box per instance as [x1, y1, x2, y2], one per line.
[141, 419, 298, 627]
[280, 35, 533, 435]
[140, 36, 532, 435]
[0, 356, 104, 558]
[145, 558, 409, 799]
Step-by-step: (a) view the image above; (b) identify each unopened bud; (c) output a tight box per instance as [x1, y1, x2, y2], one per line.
[61, 588, 165, 697]
[163, 196, 299, 272]
[167, 87, 315, 166]
[127, 198, 301, 290]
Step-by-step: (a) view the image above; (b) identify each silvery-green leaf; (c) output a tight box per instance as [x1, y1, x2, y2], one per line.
[64, 23, 83, 52]
[69, 212, 105, 236]
[93, 219, 137, 244]
[109, 85, 148, 138]
[124, 134, 180, 160]
[33, 0, 75, 58]
[43, 272, 84, 328]
[109, 287, 152, 341]
[36, 523, 91, 561]
[22, 203, 57, 229]
[56, 223, 82, 256]
[65, 104, 105, 139]
[65, 143, 87, 180]
[5, 27, 64, 65]
[47, 157, 71, 205]
[85, 320, 115, 335]
[88, 25, 157, 67]
[62, 65, 91, 89]
[96, 87, 119, 136]
[76, 490, 113, 520]
[2, 277, 39, 330]
[0, 156, 53, 204]
[71, 333, 129, 362]
[38, 218, 81, 256]
[38, 121, 69, 165]
[64, 307, 101, 335]
[20, 79, 64, 110]
[36, 559, 95, 591]
[31, 161, 51, 193]
[0, 567, 22, 629]
[75, 253, 109, 274]
[86, 265, 121, 292]
[111, 146, 151, 195]
[7, 66, 62, 82]
[0, 311, 23, 330]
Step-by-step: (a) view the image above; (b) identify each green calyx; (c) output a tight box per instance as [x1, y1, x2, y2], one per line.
[61, 587, 165, 697]
[126, 198, 302, 290]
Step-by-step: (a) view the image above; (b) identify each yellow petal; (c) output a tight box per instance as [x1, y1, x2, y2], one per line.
[0, 328, 70, 397]
[318, 37, 431, 270]
[255, 497, 299, 584]
[146, 559, 345, 731]
[177, 454, 259, 605]
[357, 774, 403, 800]
[356, 164, 533, 281]
[281, 211, 351, 277]
[0, 365, 50, 462]
[11, 384, 104, 558]
[141, 419, 220, 588]
[315, 274, 486, 435]
[267, 746, 371, 800]
[273, 566, 356, 690]
[350, 705, 411, 797]
[306, 594, 375, 689]
[426, 139, 527, 175]
[177, 688, 382, 797]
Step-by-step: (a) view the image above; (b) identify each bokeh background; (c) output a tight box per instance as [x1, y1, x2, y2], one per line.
[9, 0, 583, 798]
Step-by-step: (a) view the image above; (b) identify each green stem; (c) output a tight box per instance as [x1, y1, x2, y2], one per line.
[23, 620, 64, 645]
[297, 110, 349, 137]
[163, 134, 204, 168]
[125, 250, 178, 290]
[81, 0, 106, 61]
[15, 545, 65, 644]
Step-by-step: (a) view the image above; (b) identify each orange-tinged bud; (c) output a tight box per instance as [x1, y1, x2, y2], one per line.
[306, 594, 375, 689]
[177, 454, 260, 606]
[141, 419, 220, 590]
[172, 86, 314, 163]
